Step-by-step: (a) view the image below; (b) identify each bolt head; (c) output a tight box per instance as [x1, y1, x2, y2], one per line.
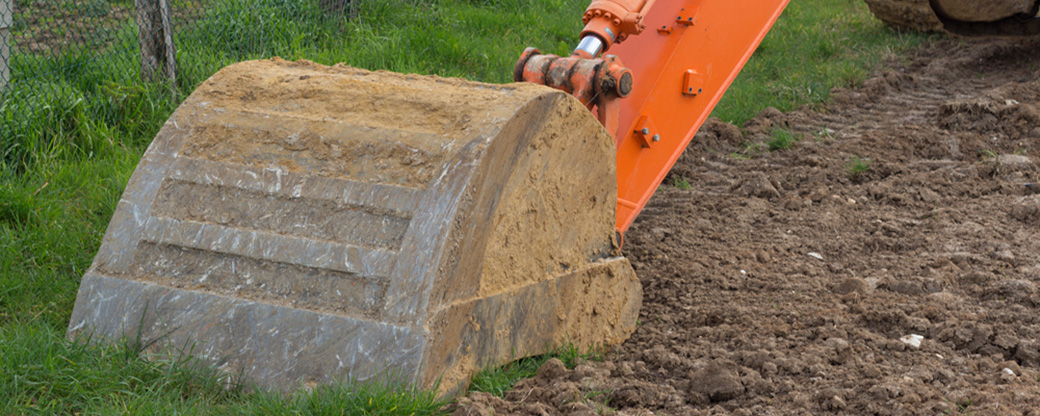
[652, 134, 660, 141]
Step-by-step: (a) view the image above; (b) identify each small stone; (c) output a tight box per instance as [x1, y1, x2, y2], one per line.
[900, 334, 924, 348]
[998, 154, 1034, 169]
[1000, 367, 1018, 384]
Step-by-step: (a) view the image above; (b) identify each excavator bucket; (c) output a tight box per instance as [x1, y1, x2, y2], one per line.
[67, 58, 641, 392]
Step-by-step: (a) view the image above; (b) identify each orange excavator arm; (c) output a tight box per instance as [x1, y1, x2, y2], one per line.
[517, 0, 790, 233]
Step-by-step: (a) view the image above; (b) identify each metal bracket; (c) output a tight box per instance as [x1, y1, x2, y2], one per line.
[633, 115, 660, 147]
[676, 4, 699, 26]
[682, 69, 704, 96]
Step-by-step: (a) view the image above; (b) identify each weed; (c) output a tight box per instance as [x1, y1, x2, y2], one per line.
[766, 128, 799, 151]
[574, 385, 614, 415]
[468, 354, 546, 397]
[846, 156, 871, 179]
[815, 126, 834, 141]
[671, 175, 692, 190]
[957, 398, 974, 414]
[731, 141, 767, 159]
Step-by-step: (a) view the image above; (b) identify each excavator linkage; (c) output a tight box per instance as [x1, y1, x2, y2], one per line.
[69, 0, 792, 393]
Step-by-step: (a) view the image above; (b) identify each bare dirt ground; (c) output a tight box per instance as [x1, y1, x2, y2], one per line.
[454, 36, 1040, 415]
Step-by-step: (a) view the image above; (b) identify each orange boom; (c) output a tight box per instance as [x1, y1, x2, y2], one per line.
[517, 0, 789, 233]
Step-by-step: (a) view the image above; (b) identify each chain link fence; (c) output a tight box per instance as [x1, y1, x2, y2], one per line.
[0, 0, 352, 173]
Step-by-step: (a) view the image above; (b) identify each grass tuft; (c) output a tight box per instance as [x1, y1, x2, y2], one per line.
[671, 175, 692, 190]
[846, 156, 871, 179]
[766, 128, 799, 151]
[468, 343, 604, 397]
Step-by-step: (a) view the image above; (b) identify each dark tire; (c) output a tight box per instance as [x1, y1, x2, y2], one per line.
[864, 0, 1040, 37]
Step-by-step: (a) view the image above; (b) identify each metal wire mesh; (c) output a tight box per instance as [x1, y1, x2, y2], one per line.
[0, 0, 353, 173]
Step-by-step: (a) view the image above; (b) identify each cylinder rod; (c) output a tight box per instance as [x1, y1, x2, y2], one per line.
[574, 35, 605, 58]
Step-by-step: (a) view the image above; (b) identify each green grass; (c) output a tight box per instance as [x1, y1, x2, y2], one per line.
[713, 0, 934, 124]
[846, 156, 872, 178]
[468, 343, 604, 397]
[1, 323, 450, 415]
[671, 175, 692, 190]
[0, 0, 937, 412]
[767, 128, 800, 151]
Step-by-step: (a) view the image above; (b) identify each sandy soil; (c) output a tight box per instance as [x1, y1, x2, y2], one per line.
[453, 36, 1040, 415]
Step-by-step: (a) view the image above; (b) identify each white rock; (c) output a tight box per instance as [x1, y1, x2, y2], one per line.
[1003, 368, 1016, 376]
[899, 334, 924, 348]
[807, 252, 824, 260]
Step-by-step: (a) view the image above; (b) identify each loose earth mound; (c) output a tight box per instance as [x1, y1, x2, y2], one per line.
[455, 37, 1040, 416]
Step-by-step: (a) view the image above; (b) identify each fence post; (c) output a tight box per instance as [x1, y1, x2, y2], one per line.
[135, 0, 177, 84]
[1, 0, 11, 91]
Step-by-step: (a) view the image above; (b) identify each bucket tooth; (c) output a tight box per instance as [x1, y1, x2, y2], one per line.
[68, 58, 641, 392]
